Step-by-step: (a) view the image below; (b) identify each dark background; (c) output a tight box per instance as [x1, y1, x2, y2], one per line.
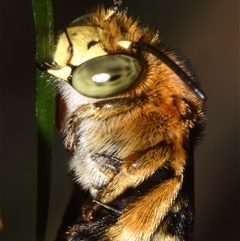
[1, 0, 239, 240]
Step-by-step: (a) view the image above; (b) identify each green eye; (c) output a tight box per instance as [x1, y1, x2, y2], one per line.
[71, 54, 144, 98]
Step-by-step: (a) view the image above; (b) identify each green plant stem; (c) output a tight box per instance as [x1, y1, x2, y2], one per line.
[31, 0, 55, 240]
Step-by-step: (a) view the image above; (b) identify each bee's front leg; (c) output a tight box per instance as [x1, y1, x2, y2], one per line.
[90, 153, 123, 182]
[64, 113, 81, 154]
[82, 153, 123, 220]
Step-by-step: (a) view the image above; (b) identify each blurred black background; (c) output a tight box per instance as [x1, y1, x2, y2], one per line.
[1, 0, 239, 240]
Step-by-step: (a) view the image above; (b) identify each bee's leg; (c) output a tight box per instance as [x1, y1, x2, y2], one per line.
[107, 175, 184, 241]
[82, 198, 123, 222]
[97, 128, 188, 197]
[63, 96, 145, 154]
[63, 113, 81, 154]
[92, 199, 122, 214]
[82, 153, 123, 220]
[91, 153, 123, 179]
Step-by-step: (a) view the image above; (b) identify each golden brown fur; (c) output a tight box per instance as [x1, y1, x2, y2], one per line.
[39, 6, 205, 241]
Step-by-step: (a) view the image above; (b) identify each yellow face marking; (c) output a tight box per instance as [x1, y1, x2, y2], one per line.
[47, 65, 72, 81]
[48, 26, 107, 80]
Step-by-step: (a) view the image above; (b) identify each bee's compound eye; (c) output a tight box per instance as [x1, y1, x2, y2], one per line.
[71, 54, 144, 98]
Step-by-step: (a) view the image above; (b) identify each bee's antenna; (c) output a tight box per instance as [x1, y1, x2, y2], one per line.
[131, 42, 207, 101]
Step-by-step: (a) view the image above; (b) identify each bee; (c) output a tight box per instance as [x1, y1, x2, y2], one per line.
[37, 2, 206, 241]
